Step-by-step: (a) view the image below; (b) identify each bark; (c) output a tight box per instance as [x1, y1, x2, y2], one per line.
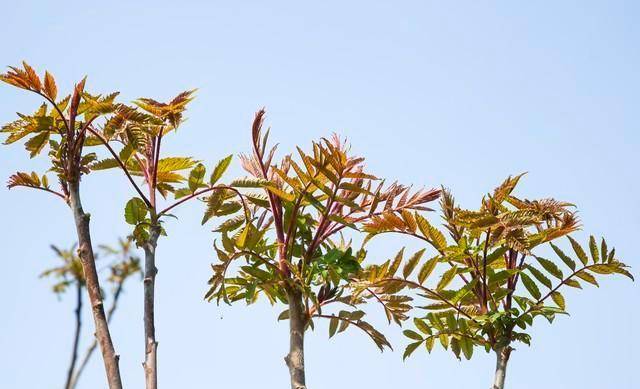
[142, 224, 161, 389]
[68, 181, 123, 389]
[64, 282, 83, 389]
[284, 287, 307, 389]
[69, 281, 124, 389]
[492, 346, 512, 389]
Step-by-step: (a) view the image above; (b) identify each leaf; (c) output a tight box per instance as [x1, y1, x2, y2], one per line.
[201, 191, 224, 225]
[414, 318, 432, 335]
[277, 310, 290, 321]
[231, 177, 269, 188]
[600, 239, 608, 263]
[436, 266, 458, 291]
[575, 269, 599, 287]
[415, 214, 446, 251]
[460, 337, 473, 360]
[25, 131, 49, 158]
[44, 71, 57, 100]
[568, 236, 589, 265]
[551, 292, 565, 310]
[526, 265, 552, 289]
[403, 249, 425, 279]
[188, 163, 206, 192]
[535, 257, 563, 279]
[210, 154, 233, 185]
[403, 341, 422, 360]
[387, 249, 404, 277]
[418, 256, 439, 284]
[236, 224, 251, 248]
[91, 158, 119, 171]
[589, 235, 599, 263]
[519, 272, 541, 300]
[329, 317, 339, 338]
[403, 329, 423, 341]
[550, 243, 576, 271]
[124, 198, 148, 225]
[157, 157, 197, 172]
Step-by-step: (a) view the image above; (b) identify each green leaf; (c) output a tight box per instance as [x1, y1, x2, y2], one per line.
[413, 318, 432, 335]
[329, 316, 339, 338]
[236, 224, 251, 248]
[425, 337, 435, 353]
[124, 198, 148, 225]
[157, 157, 197, 172]
[403, 341, 422, 360]
[188, 163, 206, 192]
[277, 310, 290, 321]
[436, 265, 458, 291]
[535, 257, 563, 279]
[25, 131, 49, 157]
[201, 191, 224, 225]
[568, 236, 589, 265]
[403, 329, 423, 341]
[403, 249, 425, 279]
[519, 272, 541, 300]
[600, 239, 608, 264]
[231, 177, 269, 188]
[526, 265, 552, 289]
[551, 292, 565, 310]
[387, 249, 404, 277]
[91, 158, 119, 171]
[486, 246, 509, 266]
[415, 214, 446, 251]
[564, 279, 582, 289]
[210, 154, 233, 185]
[589, 236, 599, 263]
[418, 256, 439, 284]
[575, 269, 599, 287]
[460, 337, 473, 360]
[550, 243, 576, 271]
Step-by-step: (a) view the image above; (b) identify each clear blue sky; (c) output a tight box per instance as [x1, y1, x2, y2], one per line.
[1, 1, 638, 388]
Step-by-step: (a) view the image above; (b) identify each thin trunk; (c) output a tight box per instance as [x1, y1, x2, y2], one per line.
[69, 282, 124, 389]
[68, 181, 123, 389]
[64, 282, 83, 389]
[285, 288, 307, 389]
[143, 224, 161, 389]
[492, 346, 511, 389]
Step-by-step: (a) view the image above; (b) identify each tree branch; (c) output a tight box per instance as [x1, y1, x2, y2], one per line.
[157, 185, 249, 219]
[64, 282, 83, 389]
[373, 277, 478, 323]
[86, 127, 151, 207]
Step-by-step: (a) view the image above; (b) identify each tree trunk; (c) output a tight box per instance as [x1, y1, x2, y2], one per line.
[143, 224, 161, 389]
[492, 346, 512, 389]
[285, 287, 307, 389]
[69, 281, 124, 389]
[68, 181, 123, 389]
[65, 282, 83, 389]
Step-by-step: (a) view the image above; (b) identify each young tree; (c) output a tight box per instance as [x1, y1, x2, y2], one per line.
[1, 63, 124, 388]
[353, 174, 633, 389]
[203, 109, 440, 388]
[86, 91, 238, 389]
[41, 239, 140, 389]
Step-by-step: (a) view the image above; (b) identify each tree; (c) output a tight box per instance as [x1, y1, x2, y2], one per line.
[353, 174, 633, 389]
[203, 109, 440, 388]
[86, 90, 238, 389]
[41, 239, 140, 389]
[1, 63, 124, 388]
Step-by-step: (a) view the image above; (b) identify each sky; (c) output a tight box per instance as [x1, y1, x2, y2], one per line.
[1, 1, 639, 388]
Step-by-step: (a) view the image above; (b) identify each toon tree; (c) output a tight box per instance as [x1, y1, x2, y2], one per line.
[85, 89, 238, 389]
[1, 63, 125, 388]
[203, 109, 440, 389]
[353, 174, 633, 389]
[41, 239, 140, 389]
